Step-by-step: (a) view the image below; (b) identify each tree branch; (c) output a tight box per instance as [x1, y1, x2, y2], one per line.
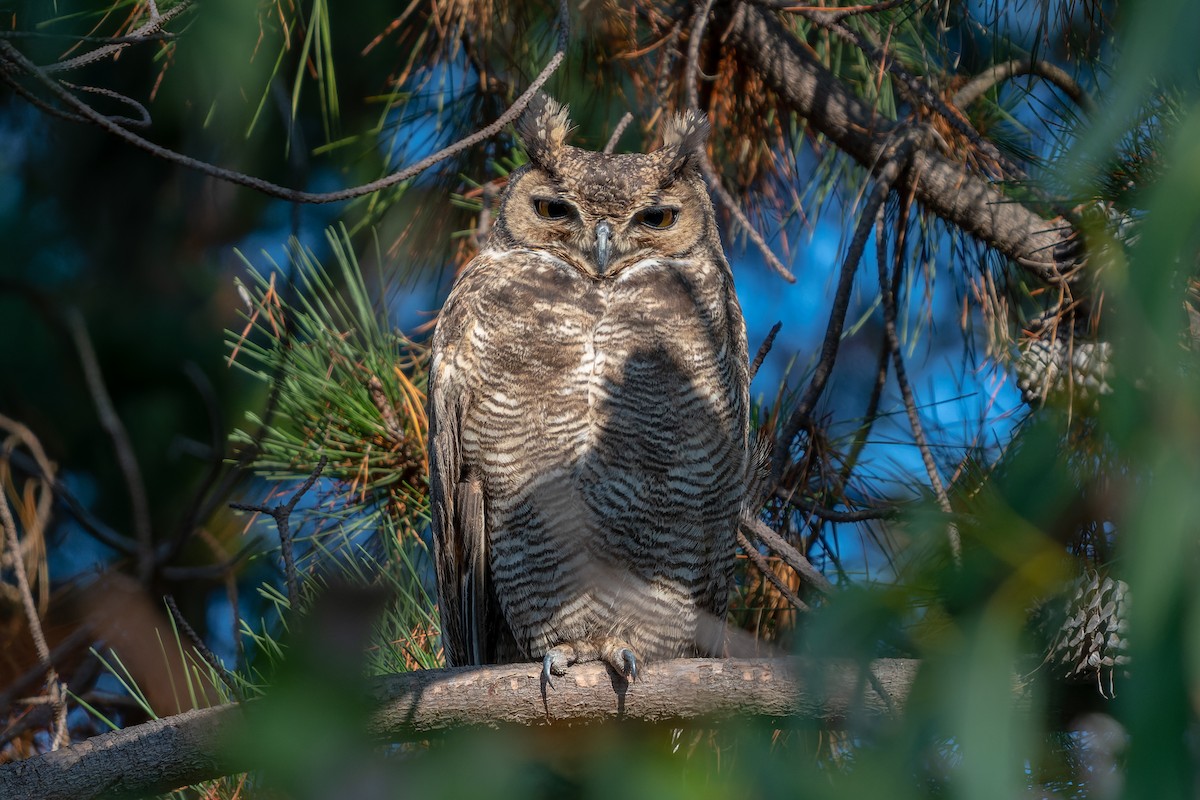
[0, 658, 926, 800]
[65, 309, 155, 583]
[229, 455, 329, 608]
[726, 5, 1075, 284]
[0, 0, 570, 206]
[953, 59, 1093, 114]
[875, 200, 961, 563]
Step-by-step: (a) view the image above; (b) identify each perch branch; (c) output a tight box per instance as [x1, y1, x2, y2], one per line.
[0, 658, 929, 800]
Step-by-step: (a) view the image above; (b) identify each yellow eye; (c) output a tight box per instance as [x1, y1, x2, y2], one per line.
[638, 207, 677, 229]
[534, 198, 573, 219]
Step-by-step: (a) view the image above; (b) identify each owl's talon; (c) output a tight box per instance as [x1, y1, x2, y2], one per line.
[542, 653, 555, 686]
[621, 648, 639, 682]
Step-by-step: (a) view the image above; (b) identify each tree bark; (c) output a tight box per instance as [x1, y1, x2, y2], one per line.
[727, 5, 1073, 284]
[0, 657, 921, 800]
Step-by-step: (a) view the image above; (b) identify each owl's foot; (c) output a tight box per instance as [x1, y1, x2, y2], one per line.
[542, 644, 579, 683]
[540, 639, 639, 683]
[599, 638, 639, 682]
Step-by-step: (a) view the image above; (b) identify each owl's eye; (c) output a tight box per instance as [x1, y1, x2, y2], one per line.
[534, 198, 574, 220]
[637, 207, 677, 229]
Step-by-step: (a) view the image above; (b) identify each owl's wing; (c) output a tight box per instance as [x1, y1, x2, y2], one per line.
[428, 366, 487, 667]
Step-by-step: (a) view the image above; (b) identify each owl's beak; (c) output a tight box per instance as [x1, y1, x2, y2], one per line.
[594, 221, 613, 272]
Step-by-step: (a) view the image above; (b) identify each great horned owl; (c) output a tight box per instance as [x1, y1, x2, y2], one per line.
[428, 96, 749, 681]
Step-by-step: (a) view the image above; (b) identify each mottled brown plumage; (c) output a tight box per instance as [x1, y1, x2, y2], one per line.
[428, 96, 749, 681]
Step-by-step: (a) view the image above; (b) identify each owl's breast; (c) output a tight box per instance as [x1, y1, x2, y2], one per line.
[450, 251, 606, 478]
[451, 250, 744, 492]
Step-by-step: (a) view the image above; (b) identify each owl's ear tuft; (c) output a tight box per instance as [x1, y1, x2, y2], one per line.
[661, 110, 710, 172]
[517, 94, 573, 167]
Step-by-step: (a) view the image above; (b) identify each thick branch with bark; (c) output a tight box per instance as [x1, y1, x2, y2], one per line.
[727, 5, 1075, 284]
[0, 658, 924, 800]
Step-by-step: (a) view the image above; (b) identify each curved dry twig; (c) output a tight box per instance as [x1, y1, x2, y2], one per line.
[0, 417, 68, 750]
[953, 59, 1093, 113]
[0, 0, 570, 206]
[64, 83, 152, 128]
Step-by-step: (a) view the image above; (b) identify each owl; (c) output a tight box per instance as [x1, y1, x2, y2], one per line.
[427, 96, 749, 682]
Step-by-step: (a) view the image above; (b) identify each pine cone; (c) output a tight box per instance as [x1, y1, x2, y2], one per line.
[1016, 336, 1113, 407]
[1041, 570, 1131, 698]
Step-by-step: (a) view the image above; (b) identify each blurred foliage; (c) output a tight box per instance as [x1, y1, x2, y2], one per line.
[0, 0, 1198, 798]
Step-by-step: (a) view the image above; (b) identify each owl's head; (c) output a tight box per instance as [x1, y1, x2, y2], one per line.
[493, 95, 718, 277]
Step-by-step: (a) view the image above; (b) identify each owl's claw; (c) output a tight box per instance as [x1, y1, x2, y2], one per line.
[542, 653, 555, 686]
[598, 639, 639, 682]
[620, 648, 639, 682]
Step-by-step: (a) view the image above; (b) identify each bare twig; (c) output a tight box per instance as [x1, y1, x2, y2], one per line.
[603, 111, 634, 154]
[685, 0, 796, 283]
[953, 59, 1093, 113]
[229, 455, 329, 607]
[164, 362, 226, 566]
[749, 321, 783, 383]
[841, 189, 912, 481]
[158, 538, 258, 581]
[750, 0, 909, 21]
[368, 376, 405, 443]
[875, 201, 960, 563]
[10, 0, 191, 75]
[164, 595, 242, 702]
[62, 83, 152, 128]
[773, 489, 899, 522]
[4, 447, 142, 557]
[772, 143, 911, 486]
[740, 515, 834, 595]
[65, 309, 154, 583]
[0, 0, 570, 206]
[737, 529, 810, 611]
